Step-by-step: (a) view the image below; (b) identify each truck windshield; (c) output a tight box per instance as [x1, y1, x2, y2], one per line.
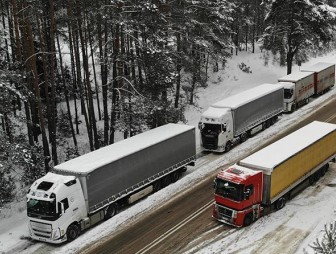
[215, 179, 244, 201]
[284, 89, 293, 99]
[27, 199, 58, 221]
[202, 123, 222, 134]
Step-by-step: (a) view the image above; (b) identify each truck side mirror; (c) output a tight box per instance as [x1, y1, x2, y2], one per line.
[244, 190, 251, 200]
[213, 179, 217, 189]
[221, 124, 227, 132]
[198, 122, 204, 130]
[58, 202, 65, 215]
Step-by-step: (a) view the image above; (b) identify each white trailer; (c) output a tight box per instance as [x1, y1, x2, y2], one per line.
[278, 71, 314, 112]
[27, 124, 196, 243]
[300, 62, 335, 95]
[199, 84, 283, 152]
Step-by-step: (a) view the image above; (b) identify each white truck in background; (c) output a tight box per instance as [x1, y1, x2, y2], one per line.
[27, 124, 196, 243]
[300, 62, 335, 95]
[278, 71, 314, 113]
[198, 84, 284, 153]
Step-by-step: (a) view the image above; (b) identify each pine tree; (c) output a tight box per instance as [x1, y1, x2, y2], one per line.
[262, 0, 336, 74]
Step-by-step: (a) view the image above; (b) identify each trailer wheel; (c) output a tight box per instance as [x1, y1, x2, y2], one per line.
[67, 224, 80, 242]
[171, 171, 180, 183]
[105, 203, 118, 219]
[275, 197, 286, 210]
[153, 181, 162, 192]
[162, 175, 172, 187]
[243, 213, 253, 226]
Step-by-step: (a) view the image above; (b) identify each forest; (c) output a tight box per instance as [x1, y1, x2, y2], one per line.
[0, 0, 336, 205]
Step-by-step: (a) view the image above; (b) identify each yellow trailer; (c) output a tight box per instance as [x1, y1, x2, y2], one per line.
[239, 121, 336, 206]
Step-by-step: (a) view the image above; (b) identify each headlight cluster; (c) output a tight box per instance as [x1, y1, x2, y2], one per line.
[52, 228, 61, 239]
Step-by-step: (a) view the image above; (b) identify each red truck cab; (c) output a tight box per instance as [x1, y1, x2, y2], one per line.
[213, 165, 263, 227]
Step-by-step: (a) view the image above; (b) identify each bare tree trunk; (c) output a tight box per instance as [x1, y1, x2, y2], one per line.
[76, 0, 99, 149]
[20, 0, 50, 170]
[56, 31, 78, 149]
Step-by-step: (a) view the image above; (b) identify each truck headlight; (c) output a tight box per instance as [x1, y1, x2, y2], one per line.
[52, 228, 61, 239]
[232, 210, 237, 219]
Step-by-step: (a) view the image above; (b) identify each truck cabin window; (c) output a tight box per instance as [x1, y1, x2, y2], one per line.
[284, 89, 294, 99]
[214, 179, 244, 201]
[27, 198, 58, 221]
[202, 123, 222, 134]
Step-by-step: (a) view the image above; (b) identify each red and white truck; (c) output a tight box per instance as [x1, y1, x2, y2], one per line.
[278, 72, 314, 113]
[301, 62, 335, 95]
[212, 121, 336, 227]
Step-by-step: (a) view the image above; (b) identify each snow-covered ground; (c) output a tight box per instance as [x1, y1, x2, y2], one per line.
[0, 49, 335, 254]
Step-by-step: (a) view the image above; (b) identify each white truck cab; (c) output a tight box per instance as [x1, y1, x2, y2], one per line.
[27, 172, 86, 243]
[199, 107, 234, 152]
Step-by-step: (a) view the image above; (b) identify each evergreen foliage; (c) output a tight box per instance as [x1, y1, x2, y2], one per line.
[262, 0, 336, 74]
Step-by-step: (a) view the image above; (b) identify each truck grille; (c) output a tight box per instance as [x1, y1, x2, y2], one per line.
[217, 205, 233, 219]
[202, 135, 218, 150]
[30, 221, 52, 239]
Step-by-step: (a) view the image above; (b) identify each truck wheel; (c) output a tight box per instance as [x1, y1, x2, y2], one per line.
[162, 175, 171, 187]
[275, 197, 286, 210]
[225, 142, 231, 152]
[153, 181, 162, 192]
[67, 224, 80, 242]
[171, 171, 180, 183]
[243, 213, 253, 226]
[240, 133, 248, 143]
[105, 203, 118, 219]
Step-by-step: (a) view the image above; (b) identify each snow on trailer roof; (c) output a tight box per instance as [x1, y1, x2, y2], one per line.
[53, 124, 194, 175]
[301, 62, 335, 72]
[278, 71, 314, 82]
[239, 121, 336, 173]
[201, 107, 230, 119]
[211, 83, 283, 110]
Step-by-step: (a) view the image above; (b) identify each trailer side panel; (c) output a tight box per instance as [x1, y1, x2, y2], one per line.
[268, 130, 336, 203]
[86, 128, 195, 213]
[233, 87, 283, 136]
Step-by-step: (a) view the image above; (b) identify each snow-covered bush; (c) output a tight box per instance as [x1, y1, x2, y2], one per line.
[0, 164, 15, 205]
[309, 221, 336, 254]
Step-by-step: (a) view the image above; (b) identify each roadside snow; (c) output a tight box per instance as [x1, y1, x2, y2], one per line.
[1, 49, 335, 254]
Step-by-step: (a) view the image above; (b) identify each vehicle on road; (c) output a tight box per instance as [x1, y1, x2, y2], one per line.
[213, 121, 336, 227]
[301, 62, 335, 95]
[27, 124, 196, 243]
[199, 84, 284, 152]
[278, 71, 314, 112]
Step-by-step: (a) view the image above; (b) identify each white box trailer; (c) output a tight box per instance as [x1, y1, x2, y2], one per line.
[27, 124, 196, 243]
[300, 62, 335, 95]
[278, 71, 314, 112]
[199, 84, 283, 152]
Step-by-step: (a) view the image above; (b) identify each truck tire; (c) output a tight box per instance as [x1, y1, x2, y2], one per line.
[243, 213, 253, 226]
[153, 181, 162, 192]
[225, 142, 231, 152]
[171, 171, 180, 183]
[105, 203, 118, 219]
[240, 133, 248, 143]
[162, 175, 171, 187]
[275, 197, 286, 210]
[67, 224, 80, 242]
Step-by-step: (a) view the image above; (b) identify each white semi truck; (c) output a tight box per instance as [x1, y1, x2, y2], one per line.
[198, 84, 284, 152]
[27, 124, 196, 243]
[278, 71, 315, 113]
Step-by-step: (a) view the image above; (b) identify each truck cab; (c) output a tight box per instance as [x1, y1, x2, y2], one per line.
[199, 107, 233, 152]
[281, 82, 295, 112]
[27, 172, 86, 243]
[213, 165, 263, 227]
